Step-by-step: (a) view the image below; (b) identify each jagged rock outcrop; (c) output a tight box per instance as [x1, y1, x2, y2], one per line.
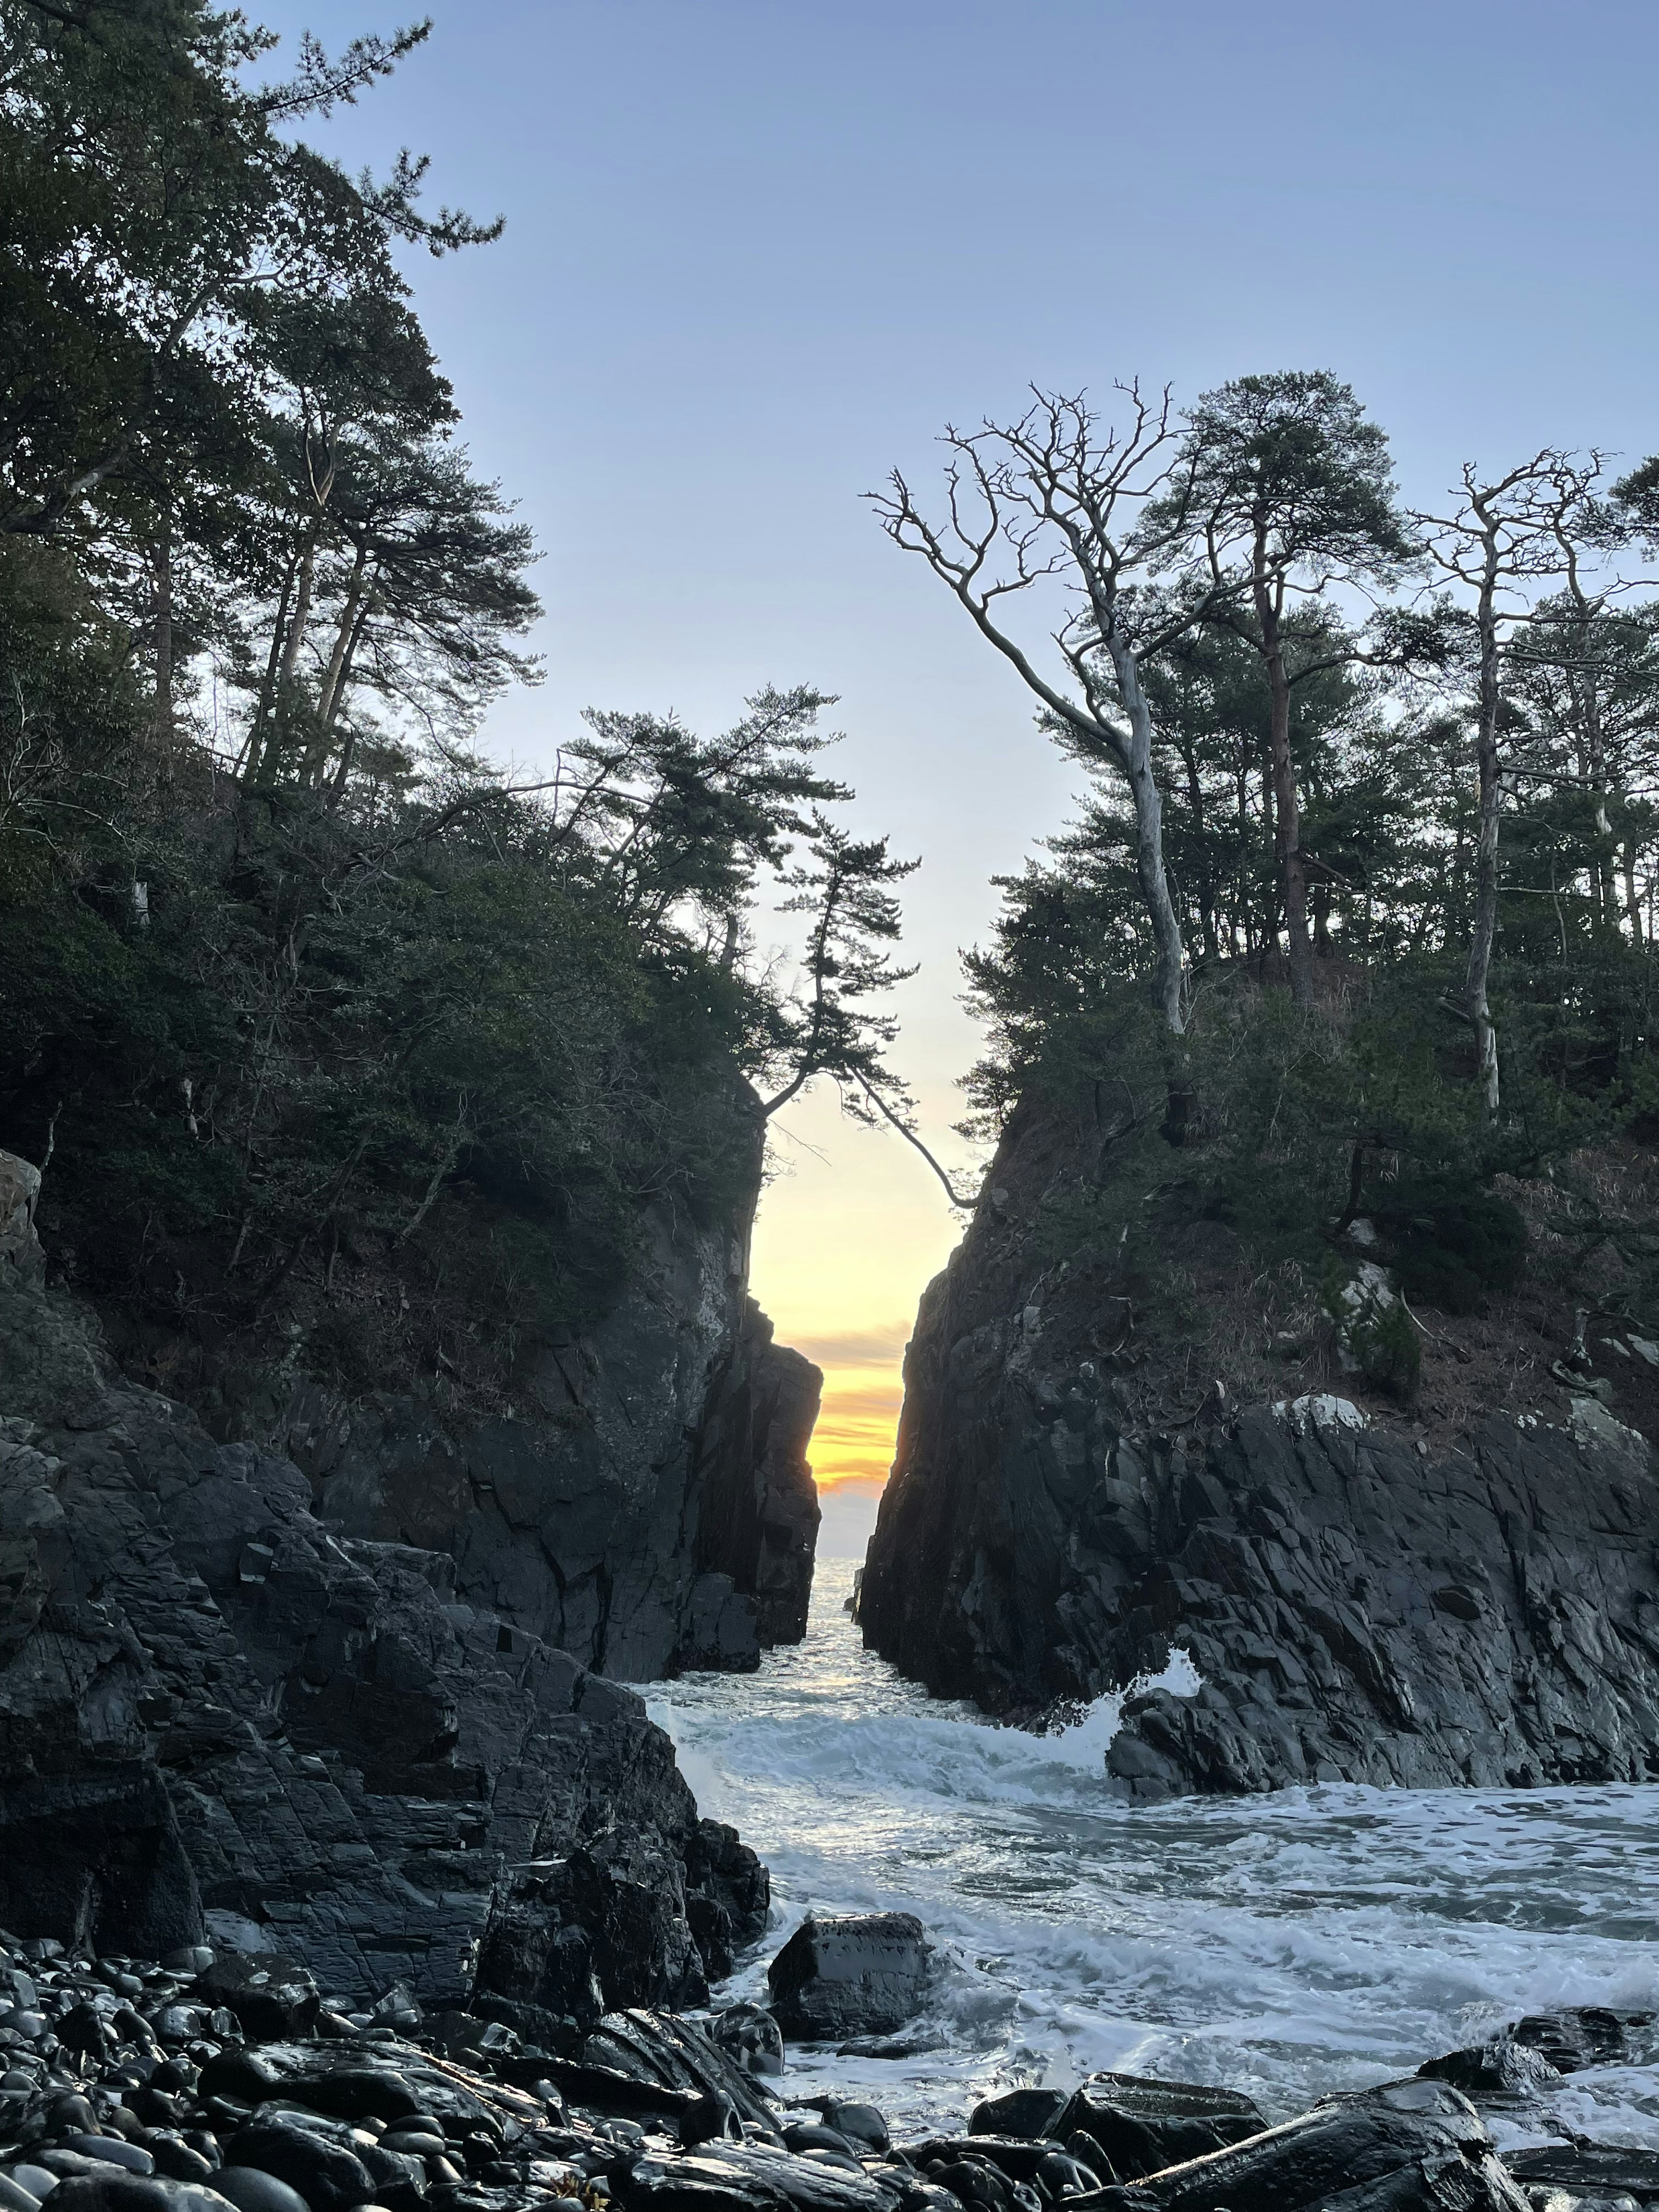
[862, 1101, 1659, 1796]
[250, 1203, 820, 1683]
[0, 1157, 767, 2001]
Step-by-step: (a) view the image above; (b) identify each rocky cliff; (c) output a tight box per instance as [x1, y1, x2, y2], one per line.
[0, 1153, 768, 2008]
[861, 1098, 1659, 1797]
[40, 1110, 822, 1683]
[263, 1217, 822, 1681]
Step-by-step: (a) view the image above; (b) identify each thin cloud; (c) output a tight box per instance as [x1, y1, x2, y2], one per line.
[816, 1382, 903, 1427]
[792, 1319, 913, 1366]
[817, 1464, 891, 1491]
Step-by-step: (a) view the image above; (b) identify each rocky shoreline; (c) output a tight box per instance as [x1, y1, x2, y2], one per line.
[0, 1920, 1653, 2212]
[0, 1150, 775, 2010]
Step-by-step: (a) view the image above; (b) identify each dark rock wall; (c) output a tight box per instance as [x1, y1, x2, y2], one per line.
[0, 1169, 767, 2003]
[690, 1301, 822, 1656]
[861, 1100, 1659, 1797]
[266, 1198, 821, 1682]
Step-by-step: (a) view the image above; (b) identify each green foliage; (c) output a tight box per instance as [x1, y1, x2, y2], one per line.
[1366, 1180, 1526, 1316]
[1322, 1268, 1422, 1399]
[0, 4, 921, 1408]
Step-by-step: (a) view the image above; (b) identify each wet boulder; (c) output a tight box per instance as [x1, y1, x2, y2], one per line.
[1080, 2077, 1528, 2211]
[212, 2176, 313, 2212]
[1043, 2075, 1265, 2183]
[709, 2003, 785, 2080]
[197, 2047, 427, 2126]
[221, 2124, 376, 2212]
[819, 2105, 888, 2158]
[1507, 2007, 1651, 2074]
[191, 1956, 319, 2042]
[579, 2009, 781, 2134]
[1504, 2143, 1659, 2202]
[1418, 2035, 1563, 2097]
[616, 2141, 898, 2212]
[914, 2140, 1052, 2187]
[43, 2186, 240, 2212]
[969, 2093, 1067, 2143]
[765, 1915, 928, 2043]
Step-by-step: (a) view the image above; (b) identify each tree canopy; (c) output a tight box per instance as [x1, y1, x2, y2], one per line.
[0, 0, 919, 1412]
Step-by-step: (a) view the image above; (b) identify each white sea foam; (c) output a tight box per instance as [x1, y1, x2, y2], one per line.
[648, 1560, 1659, 2146]
[1034, 1646, 1204, 1772]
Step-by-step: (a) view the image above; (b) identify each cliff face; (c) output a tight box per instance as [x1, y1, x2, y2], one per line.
[50, 1083, 821, 1684]
[262, 1198, 821, 1682]
[861, 1099, 1659, 1797]
[0, 1156, 768, 2005]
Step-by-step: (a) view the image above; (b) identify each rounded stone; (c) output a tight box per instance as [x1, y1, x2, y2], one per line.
[210, 2173, 311, 2212]
[62, 2147, 152, 2180]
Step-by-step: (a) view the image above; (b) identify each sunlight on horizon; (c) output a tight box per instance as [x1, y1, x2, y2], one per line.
[750, 1081, 967, 1493]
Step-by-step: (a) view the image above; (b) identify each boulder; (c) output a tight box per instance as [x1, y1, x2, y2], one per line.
[1076, 2077, 1528, 2211]
[220, 2126, 375, 2212]
[709, 2003, 785, 2079]
[1418, 2035, 1562, 2096]
[969, 2091, 1068, 2141]
[577, 2010, 779, 2134]
[615, 2142, 896, 2212]
[1504, 2143, 1659, 2201]
[43, 2186, 238, 2212]
[191, 1953, 320, 2040]
[1508, 2006, 1650, 2073]
[912, 2138, 1052, 2183]
[213, 2176, 314, 2212]
[766, 1914, 928, 2042]
[1044, 2075, 1265, 2183]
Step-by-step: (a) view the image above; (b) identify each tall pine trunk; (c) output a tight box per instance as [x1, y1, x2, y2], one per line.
[1103, 633, 1186, 1034]
[1255, 568, 1316, 1010]
[1466, 550, 1503, 1121]
[150, 519, 174, 744]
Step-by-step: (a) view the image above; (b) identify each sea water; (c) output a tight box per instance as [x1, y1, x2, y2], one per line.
[648, 1558, 1659, 2152]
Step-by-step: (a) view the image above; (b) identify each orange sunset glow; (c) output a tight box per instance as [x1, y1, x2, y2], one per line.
[749, 1081, 970, 1498]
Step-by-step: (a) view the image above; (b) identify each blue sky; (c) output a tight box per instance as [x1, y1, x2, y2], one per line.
[263, 0, 1659, 1482]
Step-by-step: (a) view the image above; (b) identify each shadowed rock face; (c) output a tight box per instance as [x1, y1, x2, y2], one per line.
[861, 1103, 1659, 1797]
[261, 1216, 820, 1683]
[0, 1155, 768, 2002]
[765, 1913, 930, 2043]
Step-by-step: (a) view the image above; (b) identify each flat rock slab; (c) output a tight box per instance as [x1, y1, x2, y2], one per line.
[1073, 2078, 1529, 2212]
[766, 1915, 928, 2043]
[617, 2143, 899, 2212]
[1505, 2143, 1659, 2201]
[1047, 2075, 1266, 2183]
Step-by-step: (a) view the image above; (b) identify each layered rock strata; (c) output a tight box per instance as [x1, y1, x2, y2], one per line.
[0, 1161, 766, 2002]
[861, 1103, 1659, 1796]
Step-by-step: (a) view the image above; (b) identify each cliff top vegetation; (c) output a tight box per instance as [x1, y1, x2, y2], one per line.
[0, 0, 917, 1423]
[880, 380, 1659, 1433]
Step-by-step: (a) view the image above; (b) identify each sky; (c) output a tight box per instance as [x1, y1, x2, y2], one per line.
[258, 0, 1659, 1509]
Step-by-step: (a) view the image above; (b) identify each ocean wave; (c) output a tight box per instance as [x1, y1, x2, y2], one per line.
[648, 1559, 1659, 2146]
